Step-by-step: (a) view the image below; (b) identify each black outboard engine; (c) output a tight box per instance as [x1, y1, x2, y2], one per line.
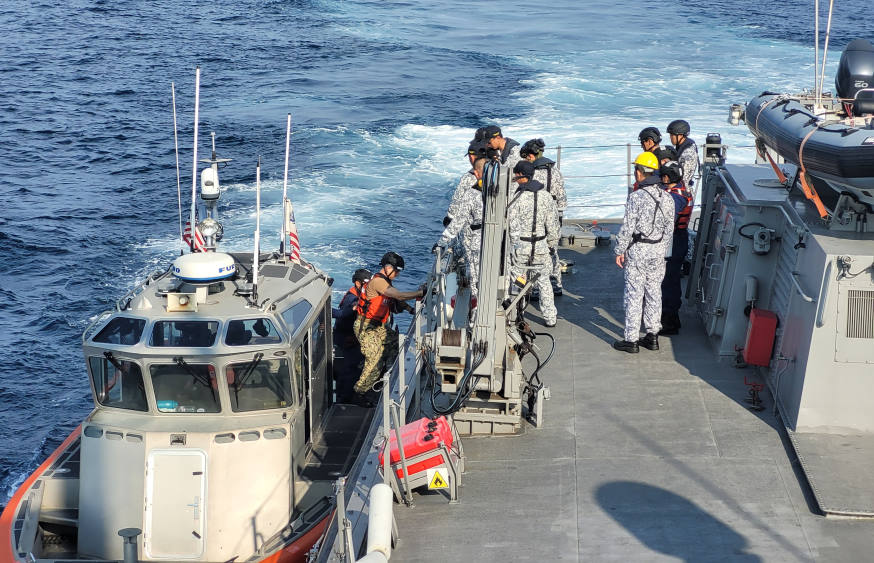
[835, 39, 874, 116]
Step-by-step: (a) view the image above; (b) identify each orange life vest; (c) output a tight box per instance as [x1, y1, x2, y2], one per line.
[666, 182, 693, 230]
[355, 272, 393, 324]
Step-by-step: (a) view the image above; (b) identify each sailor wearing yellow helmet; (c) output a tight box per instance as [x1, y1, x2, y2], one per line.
[612, 152, 676, 353]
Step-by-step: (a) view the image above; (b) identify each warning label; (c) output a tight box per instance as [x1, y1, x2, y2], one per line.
[426, 467, 449, 489]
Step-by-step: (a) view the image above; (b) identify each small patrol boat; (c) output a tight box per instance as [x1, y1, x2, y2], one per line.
[743, 39, 874, 199]
[0, 75, 372, 562]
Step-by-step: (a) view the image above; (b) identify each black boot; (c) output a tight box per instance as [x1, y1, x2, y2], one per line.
[658, 312, 680, 335]
[612, 339, 640, 353]
[639, 333, 659, 351]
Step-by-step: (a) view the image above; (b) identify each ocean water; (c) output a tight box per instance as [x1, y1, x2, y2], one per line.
[1, 0, 871, 507]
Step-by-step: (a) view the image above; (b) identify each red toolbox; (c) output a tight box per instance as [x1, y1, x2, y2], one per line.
[743, 308, 778, 367]
[379, 416, 454, 479]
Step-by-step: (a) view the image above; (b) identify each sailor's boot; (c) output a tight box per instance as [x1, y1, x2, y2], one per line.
[612, 339, 640, 354]
[658, 312, 681, 336]
[639, 333, 659, 351]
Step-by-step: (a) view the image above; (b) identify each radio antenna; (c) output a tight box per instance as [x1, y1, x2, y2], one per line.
[171, 82, 184, 255]
[189, 66, 201, 253]
[253, 157, 261, 303]
[281, 114, 291, 257]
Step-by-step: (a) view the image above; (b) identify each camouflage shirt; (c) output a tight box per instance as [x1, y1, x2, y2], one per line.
[508, 179, 560, 258]
[615, 177, 675, 260]
[447, 170, 477, 221]
[675, 138, 699, 196]
[501, 138, 522, 171]
[439, 180, 483, 246]
[531, 157, 567, 211]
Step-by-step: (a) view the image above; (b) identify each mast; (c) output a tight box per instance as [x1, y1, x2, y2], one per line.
[281, 114, 291, 257]
[253, 158, 261, 303]
[172, 82, 183, 253]
[189, 66, 201, 252]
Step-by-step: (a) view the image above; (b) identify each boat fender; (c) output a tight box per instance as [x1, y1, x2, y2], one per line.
[364, 483, 393, 560]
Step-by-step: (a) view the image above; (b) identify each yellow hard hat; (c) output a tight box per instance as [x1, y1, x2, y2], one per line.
[633, 152, 659, 171]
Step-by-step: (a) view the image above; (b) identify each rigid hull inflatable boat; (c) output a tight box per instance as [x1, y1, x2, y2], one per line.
[745, 39, 874, 198]
[0, 77, 373, 562]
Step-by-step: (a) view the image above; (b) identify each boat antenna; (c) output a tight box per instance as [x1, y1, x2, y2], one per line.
[171, 82, 184, 255]
[280, 114, 291, 258]
[253, 157, 261, 303]
[189, 66, 201, 253]
[814, 0, 820, 106]
[817, 0, 836, 109]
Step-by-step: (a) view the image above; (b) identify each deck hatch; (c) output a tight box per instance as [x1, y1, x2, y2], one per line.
[846, 290, 874, 338]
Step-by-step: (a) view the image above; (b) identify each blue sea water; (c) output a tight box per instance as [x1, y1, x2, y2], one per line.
[1, 0, 871, 507]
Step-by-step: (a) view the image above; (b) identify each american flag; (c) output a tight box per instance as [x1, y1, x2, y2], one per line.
[183, 219, 206, 252]
[284, 198, 301, 263]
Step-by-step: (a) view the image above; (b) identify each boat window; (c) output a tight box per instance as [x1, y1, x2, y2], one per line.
[226, 358, 293, 412]
[280, 300, 313, 337]
[88, 356, 148, 412]
[150, 320, 218, 347]
[311, 304, 328, 373]
[293, 335, 309, 404]
[150, 363, 220, 413]
[92, 317, 146, 345]
[225, 318, 282, 346]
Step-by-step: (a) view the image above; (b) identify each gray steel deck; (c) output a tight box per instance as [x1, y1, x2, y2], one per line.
[390, 232, 874, 562]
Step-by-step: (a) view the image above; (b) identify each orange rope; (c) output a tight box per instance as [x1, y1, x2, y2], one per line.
[797, 127, 831, 218]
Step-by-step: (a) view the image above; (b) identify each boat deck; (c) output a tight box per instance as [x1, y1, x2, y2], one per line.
[390, 224, 874, 562]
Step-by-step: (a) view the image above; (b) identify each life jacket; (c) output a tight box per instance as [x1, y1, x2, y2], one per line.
[531, 157, 556, 195]
[500, 138, 520, 165]
[665, 182, 693, 230]
[355, 272, 393, 325]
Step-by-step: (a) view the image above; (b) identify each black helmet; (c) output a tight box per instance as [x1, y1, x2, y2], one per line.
[667, 119, 691, 136]
[638, 126, 662, 144]
[659, 161, 683, 184]
[520, 138, 546, 158]
[380, 252, 405, 271]
[513, 160, 536, 179]
[352, 268, 372, 284]
[473, 127, 487, 142]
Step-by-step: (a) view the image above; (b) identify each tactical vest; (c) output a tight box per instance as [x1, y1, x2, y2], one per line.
[355, 272, 393, 325]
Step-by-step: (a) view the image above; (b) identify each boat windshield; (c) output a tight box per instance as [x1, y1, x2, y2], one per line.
[226, 357, 294, 412]
[88, 355, 148, 411]
[150, 320, 218, 347]
[151, 361, 220, 413]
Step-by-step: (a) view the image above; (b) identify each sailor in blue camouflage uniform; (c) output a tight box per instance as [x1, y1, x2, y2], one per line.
[613, 152, 675, 353]
[667, 119, 699, 198]
[508, 160, 561, 327]
[445, 139, 484, 228]
[483, 125, 521, 171]
[521, 138, 568, 295]
[435, 157, 486, 296]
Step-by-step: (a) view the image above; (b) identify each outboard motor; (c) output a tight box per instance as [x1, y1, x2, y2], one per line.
[835, 39, 874, 116]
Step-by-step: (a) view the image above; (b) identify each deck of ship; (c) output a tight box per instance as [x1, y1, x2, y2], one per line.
[389, 222, 873, 562]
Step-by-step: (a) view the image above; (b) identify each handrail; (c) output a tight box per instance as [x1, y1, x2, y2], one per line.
[791, 271, 816, 303]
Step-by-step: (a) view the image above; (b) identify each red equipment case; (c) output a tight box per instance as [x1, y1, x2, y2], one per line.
[378, 416, 454, 479]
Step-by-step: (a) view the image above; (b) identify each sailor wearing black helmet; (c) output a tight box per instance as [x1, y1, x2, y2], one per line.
[658, 161, 693, 335]
[666, 119, 699, 197]
[508, 160, 561, 327]
[638, 126, 674, 165]
[522, 138, 567, 295]
[332, 268, 371, 402]
[436, 157, 487, 297]
[613, 153, 675, 353]
[483, 125, 521, 170]
[353, 252, 424, 404]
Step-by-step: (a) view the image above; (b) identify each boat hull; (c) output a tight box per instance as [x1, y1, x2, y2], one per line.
[1, 425, 332, 563]
[746, 92, 874, 190]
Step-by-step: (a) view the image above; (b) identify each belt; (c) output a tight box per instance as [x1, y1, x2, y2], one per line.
[470, 224, 482, 231]
[520, 234, 546, 242]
